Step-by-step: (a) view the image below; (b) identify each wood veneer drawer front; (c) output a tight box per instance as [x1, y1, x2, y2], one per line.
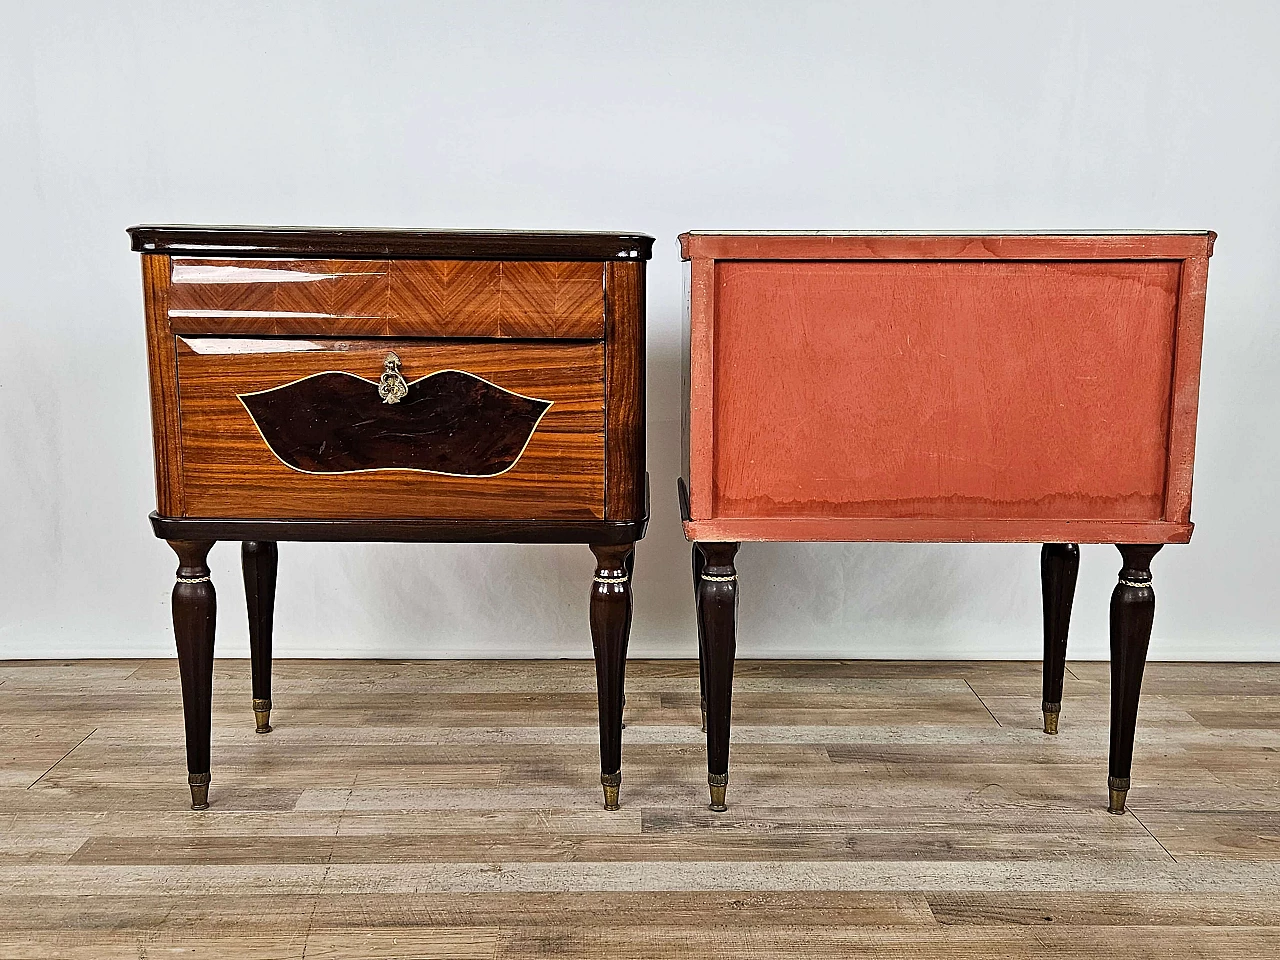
[172, 338, 604, 520]
[167, 258, 605, 338]
[705, 259, 1182, 523]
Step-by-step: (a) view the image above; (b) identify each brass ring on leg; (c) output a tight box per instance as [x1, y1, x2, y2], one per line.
[1042, 700, 1060, 735]
[601, 771, 622, 811]
[188, 772, 211, 811]
[1108, 775, 1130, 815]
[253, 697, 272, 734]
[708, 772, 729, 812]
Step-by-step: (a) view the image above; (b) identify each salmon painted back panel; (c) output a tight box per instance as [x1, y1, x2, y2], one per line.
[680, 232, 1213, 543]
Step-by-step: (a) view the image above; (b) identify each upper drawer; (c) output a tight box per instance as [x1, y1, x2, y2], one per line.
[166, 258, 605, 338]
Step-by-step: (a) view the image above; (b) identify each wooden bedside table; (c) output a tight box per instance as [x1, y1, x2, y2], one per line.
[678, 231, 1213, 814]
[130, 225, 651, 811]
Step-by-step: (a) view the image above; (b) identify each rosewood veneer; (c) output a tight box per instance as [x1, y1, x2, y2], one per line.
[131, 225, 651, 811]
[678, 230, 1214, 814]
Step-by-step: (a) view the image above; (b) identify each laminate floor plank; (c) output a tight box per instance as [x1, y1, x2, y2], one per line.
[925, 890, 1280, 925]
[2, 658, 1279, 959]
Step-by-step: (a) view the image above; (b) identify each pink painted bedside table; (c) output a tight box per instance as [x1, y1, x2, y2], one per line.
[677, 231, 1213, 813]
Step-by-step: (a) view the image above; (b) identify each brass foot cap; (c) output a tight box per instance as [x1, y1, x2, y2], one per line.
[601, 772, 621, 812]
[188, 772, 211, 811]
[1041, 701, 1060, 735]
[700, 696, 708, 733]
[708, 773, 728, 812]
[1108, 776, 1130, 815]
[253, 698, 272, 734]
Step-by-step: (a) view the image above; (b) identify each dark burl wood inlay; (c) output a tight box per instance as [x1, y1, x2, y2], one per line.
[240, 370, 552, 476]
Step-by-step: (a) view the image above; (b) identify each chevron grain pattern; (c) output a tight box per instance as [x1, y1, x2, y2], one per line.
[501, 261, 605, 338]
[167, 258, 604, 338]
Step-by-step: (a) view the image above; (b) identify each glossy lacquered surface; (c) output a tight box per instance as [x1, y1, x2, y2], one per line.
[136, 226, 649, 810]
[240, 368, 553, 476]
[130, 225, 655, 261]
[150, 511, 648, 545]
[174, 337, 605, 520]
[142, 249, 646, 527]
[167, 258, 606, 338]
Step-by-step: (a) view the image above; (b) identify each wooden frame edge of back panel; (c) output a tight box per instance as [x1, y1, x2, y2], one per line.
[1162, 255, 1211, 525]
[678, 231, 1215, 539]
[678, 231, 1215, 261]
[682, 517, 1193, 544]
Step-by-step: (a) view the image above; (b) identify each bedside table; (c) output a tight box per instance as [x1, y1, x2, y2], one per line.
[130, 225, 651, 811]
[678, 231, 1213, 814]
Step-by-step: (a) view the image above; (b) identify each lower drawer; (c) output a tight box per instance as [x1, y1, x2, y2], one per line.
[172, 337, 605, 519]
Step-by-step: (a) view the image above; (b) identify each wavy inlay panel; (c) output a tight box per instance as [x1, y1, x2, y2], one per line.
[239, 370, 552, 476]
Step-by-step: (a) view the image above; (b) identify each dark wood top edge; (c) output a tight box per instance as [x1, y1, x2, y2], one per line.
[129, 226, 654, 261]
[149, 513, 647, 545]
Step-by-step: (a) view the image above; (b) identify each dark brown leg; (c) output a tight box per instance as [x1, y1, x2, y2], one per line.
[242, 541, 278, 734]
[590, 543, 634, 811]
[622, 550, 634, 730]
[1108, 543, 1163, 815]
[693, 544, 708, 732]
[167, 540, 217, 811]
[1040, 543, 1079, 735]
[698, 542, 739, 811]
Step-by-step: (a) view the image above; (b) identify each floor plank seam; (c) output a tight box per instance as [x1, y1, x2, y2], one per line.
[964, 680, 1003, 728]
[26, 728, 96, 790]
[134, 897, 178, 956]
[300, 772, 356, 958]
[1130, 810, 1179, 864]
[298, 871, 323, 959]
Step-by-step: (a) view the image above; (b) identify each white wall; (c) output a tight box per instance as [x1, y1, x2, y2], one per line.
[2, 1, 1277, 662]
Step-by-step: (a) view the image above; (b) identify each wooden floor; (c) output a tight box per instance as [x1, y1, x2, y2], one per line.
[2, 658, 1280, 958]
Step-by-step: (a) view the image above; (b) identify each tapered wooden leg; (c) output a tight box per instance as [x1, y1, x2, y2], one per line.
[590, 543, 634, 811]
[623, 550, 634, 731]
[242, 541, 278, 734]
[167, 540, 217, 811]
[1108, 543, 1163, 815]
[1040, 543, 1079, 735]
[693, 544, 708, 733]
[698, 542, 739, 811]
